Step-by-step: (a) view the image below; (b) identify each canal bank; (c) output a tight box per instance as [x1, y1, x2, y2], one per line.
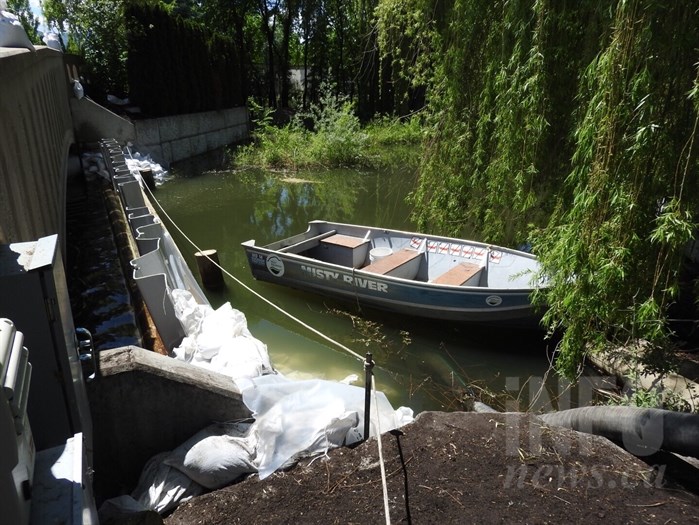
[84, 144, 699, 524]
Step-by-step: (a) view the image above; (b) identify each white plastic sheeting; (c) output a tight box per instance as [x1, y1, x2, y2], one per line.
[238, 374, 414, 480]
[121, 374, 413, 513]
[171, 290, 275, 381]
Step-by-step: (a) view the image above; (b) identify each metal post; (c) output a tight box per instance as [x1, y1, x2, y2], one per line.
[363, 352, 374, 442]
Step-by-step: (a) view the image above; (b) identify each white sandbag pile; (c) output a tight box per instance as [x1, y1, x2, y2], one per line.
[121, 421, 255, 515]
[124, 149, 170, 186]
[113, 375, 413, 514]
[171, 290, 275, 381]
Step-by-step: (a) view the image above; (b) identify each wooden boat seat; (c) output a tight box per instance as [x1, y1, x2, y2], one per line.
[320, 234, 369, 249]
[432, 262, 483, 286]
[278, 230, 337, 253]
[363, 249, 421, 275]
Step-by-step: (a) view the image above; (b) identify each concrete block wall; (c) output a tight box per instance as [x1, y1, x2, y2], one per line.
[134, 106, 249, 164]
[0, 47, 75, 246]
[87, 346, 251, 501]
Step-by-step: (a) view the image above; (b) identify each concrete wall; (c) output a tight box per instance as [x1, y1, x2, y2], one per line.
[0, 47, 75, 247]
[70, 96, 136, 144]
[87, 346, 251, 501]
[134, 107, 249, 165]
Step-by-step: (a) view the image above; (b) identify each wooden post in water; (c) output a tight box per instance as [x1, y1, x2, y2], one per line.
[195, 250, 224, 290]
[139, 168, 156, 191]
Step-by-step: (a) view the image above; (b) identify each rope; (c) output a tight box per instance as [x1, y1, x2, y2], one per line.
[136, 176, 365, 363]
[372, 375, 392, 525]
[124, 149, 394, 518]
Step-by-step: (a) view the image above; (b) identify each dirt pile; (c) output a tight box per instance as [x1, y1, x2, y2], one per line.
[165, 411, 699, 524]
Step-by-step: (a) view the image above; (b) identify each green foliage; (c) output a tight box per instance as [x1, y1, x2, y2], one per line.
[401, 0, 598, 244]
[364, 115, 424, 146]
[43, 0, 128, 97]
[236, 87, 421, 170]
[606, 370, 691, 412]
[124, 0, 243, 116]
[5, 0, 41, 44]
[535, 1, 699, 378]
[379, 0, 699, 380]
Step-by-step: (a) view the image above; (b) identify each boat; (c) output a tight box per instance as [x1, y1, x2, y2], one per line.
[241, 220, 546, 324]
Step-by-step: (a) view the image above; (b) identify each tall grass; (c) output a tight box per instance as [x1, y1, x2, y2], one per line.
[234, 92, 423, 171]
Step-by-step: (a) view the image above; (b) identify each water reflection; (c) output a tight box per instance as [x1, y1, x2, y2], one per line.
[155, 158, 565, 414]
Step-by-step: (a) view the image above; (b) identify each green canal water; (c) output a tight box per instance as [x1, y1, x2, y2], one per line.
[152, 157, 569, 414]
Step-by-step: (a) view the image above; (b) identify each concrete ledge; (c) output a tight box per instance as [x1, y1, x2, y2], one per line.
[590, 345, 699, 411]
[100, 344, 240, 390]
[88, 346, 251, 501]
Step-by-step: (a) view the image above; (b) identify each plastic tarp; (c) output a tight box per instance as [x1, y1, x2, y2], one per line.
[121, 375, 413, 513]
[237, 374, 414, 479]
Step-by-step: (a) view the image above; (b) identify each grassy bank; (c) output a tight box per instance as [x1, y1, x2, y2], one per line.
[233, 95, 423, 171]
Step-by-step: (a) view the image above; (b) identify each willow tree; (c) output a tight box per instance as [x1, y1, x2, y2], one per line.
[536, 1, 699, 377]
[378, 0, 699, 378]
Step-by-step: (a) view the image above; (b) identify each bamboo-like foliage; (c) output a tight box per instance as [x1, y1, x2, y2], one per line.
[378, 0, 699, 377]
[398, 0, 599, 243]
[536, 1, 699, 377]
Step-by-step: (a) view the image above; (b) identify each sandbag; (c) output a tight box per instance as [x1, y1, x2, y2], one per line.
[42, 32, 62, 51]
[166, 434, 257, 489]
[0, 10, 35, 50]
[171, 289, 213, 336]
[196, 302, 248, 358]
[131, 452, 204, 514]
[163, 422, 257, 490]
[171, 294, 274, 380]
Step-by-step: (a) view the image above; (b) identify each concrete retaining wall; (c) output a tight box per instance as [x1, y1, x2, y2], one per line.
[87, 346, 251, 501]
[0, 47, 75, 247]
[134, 107, 249, 164]
[70, 96, 136, 144]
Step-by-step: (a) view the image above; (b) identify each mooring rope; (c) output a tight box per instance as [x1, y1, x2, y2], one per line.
[127, 155, 393, 519]
[372, 378, 392, 525]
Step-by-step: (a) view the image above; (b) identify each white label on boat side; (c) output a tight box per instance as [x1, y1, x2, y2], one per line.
[301, 265, 388, 293]
[486, 295, 502, 307]
[266, 255, 285, 277]
[342, 274, 388, 293]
